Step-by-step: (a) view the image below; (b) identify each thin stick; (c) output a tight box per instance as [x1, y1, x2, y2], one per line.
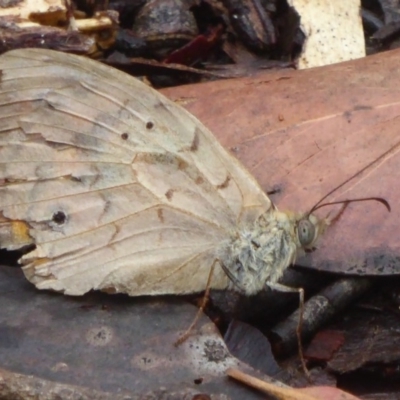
[174, 260, 217, 346]
[296, 287, 309, 379]
[227, 368, 318, 400]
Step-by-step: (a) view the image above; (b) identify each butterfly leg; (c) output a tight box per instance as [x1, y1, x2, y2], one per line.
[267, 282, 310, 379]
[174, 259, 218, 346]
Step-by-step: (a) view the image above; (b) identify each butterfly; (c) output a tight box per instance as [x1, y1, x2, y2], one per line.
[0, 48, 329, 297]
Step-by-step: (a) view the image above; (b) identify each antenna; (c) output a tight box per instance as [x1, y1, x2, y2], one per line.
[307, 139, 396, 216]
[309, 196, 390, 215]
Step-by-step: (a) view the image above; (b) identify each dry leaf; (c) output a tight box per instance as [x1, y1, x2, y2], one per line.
[0, 266, 268, 400]
[162, 48, 399, 276]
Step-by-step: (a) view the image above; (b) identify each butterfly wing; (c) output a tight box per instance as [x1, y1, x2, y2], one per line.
[0, 48, 271, 295]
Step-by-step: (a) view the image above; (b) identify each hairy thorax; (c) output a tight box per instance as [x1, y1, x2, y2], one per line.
[218, 210, 304, 295]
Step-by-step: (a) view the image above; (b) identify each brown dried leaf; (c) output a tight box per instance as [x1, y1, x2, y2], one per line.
[0, 265, 269, 400]
[162, 49, 400, 276]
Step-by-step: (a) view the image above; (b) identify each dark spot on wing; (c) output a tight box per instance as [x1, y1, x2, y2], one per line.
[70, 175, 83, 183]
[216, 175, 231, 190]
[165, 189, 174, 200]
[4, 177, 27, 184]
[109, 223, 121, 243]
[103, 200, 111, 214]
[52, 211, 66, 225]
[190, 129, 199, 152]
[146, 121, 154, 130]
[178, 159, 188, 170]
[178, 128, 200, 153]
[196, 176, 204, 185]
[134, 152, 187, 171]
[157, 208, 164, 223]
[121, 132, 129, 140]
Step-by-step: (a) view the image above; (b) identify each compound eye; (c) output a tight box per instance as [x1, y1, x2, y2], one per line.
[297, 219, 315, 247]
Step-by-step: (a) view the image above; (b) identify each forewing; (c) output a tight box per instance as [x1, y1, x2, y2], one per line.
[0, 48, 271, 295]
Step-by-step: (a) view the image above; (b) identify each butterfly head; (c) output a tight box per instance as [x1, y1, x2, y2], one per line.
[294, 195, 391, 253]
[295, 213, 329, 251]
